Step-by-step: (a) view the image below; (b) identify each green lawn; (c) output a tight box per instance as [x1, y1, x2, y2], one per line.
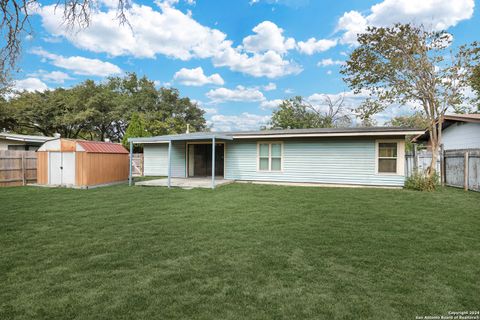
[1, 183, 479, 320]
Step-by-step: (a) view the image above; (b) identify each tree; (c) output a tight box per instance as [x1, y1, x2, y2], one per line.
[122, 113, 148, 151]
[270, 96, 350, 129]
[470, 65, 480, 112]
[341, 23, 479, 176]
[0, 0, 129, 88]
[2, 73, 207, 140]
[386, 112, 429, 129]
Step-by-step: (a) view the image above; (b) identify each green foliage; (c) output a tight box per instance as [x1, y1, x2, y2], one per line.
[471, 65, 480, 111]
[405, 171, 440, 191]
[122, 113, 149, 149]
[386, 112, 428, 129]
[270, 96, 351, 129]
[1, 73, 207, 141]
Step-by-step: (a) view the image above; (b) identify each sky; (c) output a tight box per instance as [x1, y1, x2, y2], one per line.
[13, 0, 478, 131]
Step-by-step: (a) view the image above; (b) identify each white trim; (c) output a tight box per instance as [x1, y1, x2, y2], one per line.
[256, 141, 284, 173]
[375, 139, 405, 175]
[235, 131, 424, 139]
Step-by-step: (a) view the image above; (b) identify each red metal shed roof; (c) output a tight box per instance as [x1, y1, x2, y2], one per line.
[77, 140, 129, 154]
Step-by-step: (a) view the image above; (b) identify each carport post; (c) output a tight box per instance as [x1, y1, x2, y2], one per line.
[212, 137, 215, 189]
[167, 140, 172, 188]
[129, 141, 133, 186]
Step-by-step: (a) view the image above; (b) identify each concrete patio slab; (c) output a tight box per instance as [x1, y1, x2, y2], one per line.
[135, 177, 234, 189]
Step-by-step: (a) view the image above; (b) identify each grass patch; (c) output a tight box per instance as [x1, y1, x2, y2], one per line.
[1, 183, 479, 319]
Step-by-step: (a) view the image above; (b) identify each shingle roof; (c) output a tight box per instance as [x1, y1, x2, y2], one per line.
[77, 140, 129, 154]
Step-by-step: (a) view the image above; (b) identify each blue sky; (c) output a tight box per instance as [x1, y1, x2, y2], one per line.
[14, 0, 478, 131]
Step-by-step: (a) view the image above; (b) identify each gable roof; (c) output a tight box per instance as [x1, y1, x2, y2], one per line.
[77, 140, 129, 154]
[414, 114, 480, 142]
[128, 127, 425, 143]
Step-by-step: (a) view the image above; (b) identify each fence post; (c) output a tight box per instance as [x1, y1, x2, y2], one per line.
[464, 151, 469, 191]
[440, 144, 445, 186]
[21, 153, 26, 186]
[413, 143, 418, 172]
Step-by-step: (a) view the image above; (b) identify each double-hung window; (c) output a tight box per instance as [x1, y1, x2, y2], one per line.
[258, 142, 282, 171]
[377, 142, 398, 173]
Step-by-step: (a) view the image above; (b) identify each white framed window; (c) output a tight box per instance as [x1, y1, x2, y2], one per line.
[375, 140, 405, 175]
[257, 142, 283, 172]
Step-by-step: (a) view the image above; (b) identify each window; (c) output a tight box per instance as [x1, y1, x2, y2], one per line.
[378, 142, 398, 173]
[258, 142, 282, 171]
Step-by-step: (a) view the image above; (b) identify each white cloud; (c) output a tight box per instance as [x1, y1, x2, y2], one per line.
[210, 112, 270, 131]
[263, 82, 277, 91]
[29, 70, 74, 84]
[173, 67, 224, 86]
[260, 99, 283, 109]
[37, 3, 300, 78]
[206, 85, 265, 103]
[242, 21, 295, 54]
[317, 59, 344, 67]
[212, 48, 302, 78]
[31, 48, 122, 77]
[337, 0, 475, 45]
[297, 38, 337, 55]
[13, 78, 49, 92]
[336, 11, 368, 46]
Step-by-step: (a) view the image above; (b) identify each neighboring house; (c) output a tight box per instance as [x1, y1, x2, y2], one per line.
[129, 127, 424, 188]
[0, 132, 54, 151]
[415, 114, 480, 150]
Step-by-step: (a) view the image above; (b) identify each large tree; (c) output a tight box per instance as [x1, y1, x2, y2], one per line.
[341, 23, 479, 176]
[3, 73, 207, 141]
[269, 96, 350, 129]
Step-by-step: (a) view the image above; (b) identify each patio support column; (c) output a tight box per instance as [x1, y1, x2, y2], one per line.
[128, 141, 133, 186]
[168, 140, 172, 188]
[212, 137, 215, 189]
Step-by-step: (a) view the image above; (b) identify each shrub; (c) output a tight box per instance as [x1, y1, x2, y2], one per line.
[405, 172, 440, 191]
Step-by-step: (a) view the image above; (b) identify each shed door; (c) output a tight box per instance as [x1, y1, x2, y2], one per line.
[48, 152, 76, 185]
[49, 152, 62, 185]
[62, 152, 76, 185]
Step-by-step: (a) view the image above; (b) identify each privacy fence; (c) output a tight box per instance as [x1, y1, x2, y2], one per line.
[406, 148, 480, 192]
[0, 151, 37, 187]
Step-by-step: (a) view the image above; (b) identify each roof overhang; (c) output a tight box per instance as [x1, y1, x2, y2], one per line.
[232, 130, 425, 139]
[0, 134, 53, 143]
[128, 134, 234, 144]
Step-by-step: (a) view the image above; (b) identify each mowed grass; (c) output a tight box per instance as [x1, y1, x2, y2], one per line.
[0, 183, 479, 320]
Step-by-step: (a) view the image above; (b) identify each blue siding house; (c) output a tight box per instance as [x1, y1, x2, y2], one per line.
[129, 127, 424, 188]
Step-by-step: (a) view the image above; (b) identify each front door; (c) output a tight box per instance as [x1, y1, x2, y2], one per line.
[48, 152, 76, 185]
[189, 144, 224, 177]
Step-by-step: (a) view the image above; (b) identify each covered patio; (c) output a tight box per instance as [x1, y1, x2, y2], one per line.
[128, 133, 234, 189]
[135, 177, 234, 189]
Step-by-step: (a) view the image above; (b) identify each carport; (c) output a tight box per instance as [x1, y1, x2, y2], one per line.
[128, 133, 234, 189]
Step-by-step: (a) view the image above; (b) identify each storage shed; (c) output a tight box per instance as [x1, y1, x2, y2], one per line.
[36, 139, 129, 188]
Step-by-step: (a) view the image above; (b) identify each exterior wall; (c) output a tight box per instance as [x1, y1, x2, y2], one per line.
[0, 139, 26, 150]
[143, 141, 186, 177]
[442, 122, 480, 150]
[224, 138, 406, 187]
[76, 152, 129, 186]
[36, 151, 48, 184]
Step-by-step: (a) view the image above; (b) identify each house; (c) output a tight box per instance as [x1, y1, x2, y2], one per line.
[128, 127, 424, 188]
[0, 132, 54, 151]
[36, 139, 129, 188]
[414, 114, 480, 150]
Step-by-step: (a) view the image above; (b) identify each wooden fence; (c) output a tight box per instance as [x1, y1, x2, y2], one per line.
[132, 153, 144, 177]
[406, 148, 480, 192]
[0, 151, 37, 187]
